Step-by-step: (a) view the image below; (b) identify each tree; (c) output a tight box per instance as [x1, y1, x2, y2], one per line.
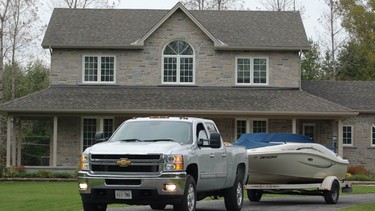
[51, 0, 119, 8]
[181, 0, 244, 10]
[338, 0, 375, 80]
[259, 0, 296, 11]
[336, 40, 368, 80]
[301, 39, 322, 80]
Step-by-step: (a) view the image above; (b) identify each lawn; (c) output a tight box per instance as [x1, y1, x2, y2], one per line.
[0, 181, 374, 211]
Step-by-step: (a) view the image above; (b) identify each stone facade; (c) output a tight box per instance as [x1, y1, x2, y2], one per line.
[51, 10, 300, 88]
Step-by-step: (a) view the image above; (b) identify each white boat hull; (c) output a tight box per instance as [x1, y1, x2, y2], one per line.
[247, 143, 349, 184]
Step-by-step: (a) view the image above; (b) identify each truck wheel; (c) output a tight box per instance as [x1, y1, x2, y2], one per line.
[224, 175, 243, 211]
[82, 201, 107, 211]
[150, 204, 167, 210]
[174, 175, 196, 211]
[247, 189, 263, 202]
[324, 180, 340, 204]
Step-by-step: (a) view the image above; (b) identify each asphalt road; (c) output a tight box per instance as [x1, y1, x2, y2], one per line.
[108, 194, 375, 211]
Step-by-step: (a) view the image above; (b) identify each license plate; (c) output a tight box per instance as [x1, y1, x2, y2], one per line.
[115, 190, 132, 199]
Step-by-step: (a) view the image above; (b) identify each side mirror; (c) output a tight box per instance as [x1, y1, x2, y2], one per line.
[209, 132, 221, 148]
[197, 132, 221, 148]
[95, 132, 107, 143]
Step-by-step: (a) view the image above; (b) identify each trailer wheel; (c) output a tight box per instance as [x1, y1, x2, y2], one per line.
[324, 180, 340, 204]
[247, 189, 263, 202]
[224, 175, 243, 211]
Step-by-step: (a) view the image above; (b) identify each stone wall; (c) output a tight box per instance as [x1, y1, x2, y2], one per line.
[51, 10, 301, 88]
[56, 117, 81, 167]
[343, 114, 375, 171]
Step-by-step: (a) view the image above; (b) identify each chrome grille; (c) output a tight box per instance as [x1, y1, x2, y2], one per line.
[89, 154, 163, 173]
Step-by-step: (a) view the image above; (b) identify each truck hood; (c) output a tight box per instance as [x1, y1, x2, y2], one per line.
[86, 141, 183, 155]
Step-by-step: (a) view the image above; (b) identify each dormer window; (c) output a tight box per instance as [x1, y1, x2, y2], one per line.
[162, 40, 194, 84]
[83, 55, 116, 84]
[236, 57, 268, 85]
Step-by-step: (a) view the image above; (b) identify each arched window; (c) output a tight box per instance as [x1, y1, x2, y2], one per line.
[162, 40, 194, 84]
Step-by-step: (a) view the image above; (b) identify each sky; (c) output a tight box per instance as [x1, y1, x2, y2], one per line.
[116, 0, 330, 42]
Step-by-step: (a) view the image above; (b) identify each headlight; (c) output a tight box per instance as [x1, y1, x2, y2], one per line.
[80, 153, 89, 171]
[165, 155, 184, 171]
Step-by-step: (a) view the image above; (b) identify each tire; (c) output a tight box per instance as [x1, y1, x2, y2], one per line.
[82, 201, 107, 211]
[247, 189, 263, 202]
[224, 175, 244, 211]
[150, 204, 167, 210]
[324, 180, 340, 204]
[174, 175, 196, 211]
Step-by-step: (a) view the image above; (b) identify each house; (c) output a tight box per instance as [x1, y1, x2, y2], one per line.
[0, 3, 373, 172]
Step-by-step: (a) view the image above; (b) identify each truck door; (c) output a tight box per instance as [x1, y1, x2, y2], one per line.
[196, 122, 217, 191]
[205, 122, 228, 189]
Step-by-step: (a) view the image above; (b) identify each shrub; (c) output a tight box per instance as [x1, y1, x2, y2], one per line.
[347, 173, 373, 181]
[347, 165, 369, 176]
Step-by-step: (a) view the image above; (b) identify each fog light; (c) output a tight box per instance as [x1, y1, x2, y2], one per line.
[79, 182, 88, 190]
[164, 183, 177, 192]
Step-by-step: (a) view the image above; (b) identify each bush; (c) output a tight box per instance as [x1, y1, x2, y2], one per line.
[347, 173, 374, 181]
[2, 166, 75, 179]
[347, 165, 369, 176]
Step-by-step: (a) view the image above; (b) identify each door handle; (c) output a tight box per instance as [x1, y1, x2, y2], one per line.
[222, 153, 227, 158]
[210, 154, 215, 158]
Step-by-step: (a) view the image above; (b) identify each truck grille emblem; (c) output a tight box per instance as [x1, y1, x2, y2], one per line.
[116, 158, 132, 167]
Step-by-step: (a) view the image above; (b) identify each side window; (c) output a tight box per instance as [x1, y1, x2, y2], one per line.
[197, 123, 208, 140]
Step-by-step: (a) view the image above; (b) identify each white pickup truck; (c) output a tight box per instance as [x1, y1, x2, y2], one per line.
[78, 117, 248, 211]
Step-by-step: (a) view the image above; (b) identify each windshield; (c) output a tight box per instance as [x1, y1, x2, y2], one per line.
[110, 121, 192, 145]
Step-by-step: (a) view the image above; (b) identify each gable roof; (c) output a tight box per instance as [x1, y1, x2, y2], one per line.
[0, 85, 355, 117]
[302, 80, 375, 113]
[42, 4, 309, 51]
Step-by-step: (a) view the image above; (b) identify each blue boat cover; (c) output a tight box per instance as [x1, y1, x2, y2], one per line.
[233, 133, 313, 149]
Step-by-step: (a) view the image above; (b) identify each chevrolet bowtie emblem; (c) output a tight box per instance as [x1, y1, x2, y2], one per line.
[116, 158, 132, 167]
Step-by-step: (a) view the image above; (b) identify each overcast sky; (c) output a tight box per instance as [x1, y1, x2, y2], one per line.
[116, 0, 329, 42]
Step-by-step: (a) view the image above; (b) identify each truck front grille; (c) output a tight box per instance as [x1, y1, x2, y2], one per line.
[90, 154, 163, 174]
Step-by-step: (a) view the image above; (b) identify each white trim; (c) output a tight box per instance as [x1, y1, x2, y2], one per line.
[161, 40, 195, 85]
[342, 125, 354, 146]
[235, 118, 268, 139]
[81, 116, 115, 152]
[371, 123, 375, 147]
[235, 56, 269, 86]
[82, 55, 116, 84]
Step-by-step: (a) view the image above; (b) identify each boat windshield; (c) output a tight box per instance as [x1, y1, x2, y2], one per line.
[110, 121, 192, 145]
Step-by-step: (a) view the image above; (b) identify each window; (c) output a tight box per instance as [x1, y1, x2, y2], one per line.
[303, 123, 315, 140]
[82, 117, 114, 151]
[343, 125, 353, 146]
[83, 56, 115, 83]
[371, 123, 375, 146]
[162, 40, 194, 84]
[236, 57, 268, 85]
[235, 119, 268, 139]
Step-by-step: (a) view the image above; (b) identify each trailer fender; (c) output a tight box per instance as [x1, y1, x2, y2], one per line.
[320, 176, 339, 191]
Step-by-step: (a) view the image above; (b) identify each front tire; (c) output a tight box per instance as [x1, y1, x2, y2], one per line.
[174, 175, 196, 211]
[82, 201, 107, 211]
[324, 180, 340, 204]
[224, 175, 243, 211]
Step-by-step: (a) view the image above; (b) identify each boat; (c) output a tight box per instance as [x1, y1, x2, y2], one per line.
[234, 133, 349, 184]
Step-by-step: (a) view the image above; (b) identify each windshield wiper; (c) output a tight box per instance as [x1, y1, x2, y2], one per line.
[143, 139, 175, 142]
[115, 139, 143, 142]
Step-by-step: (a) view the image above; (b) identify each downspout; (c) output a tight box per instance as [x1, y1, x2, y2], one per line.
[298, 49, 303, 90]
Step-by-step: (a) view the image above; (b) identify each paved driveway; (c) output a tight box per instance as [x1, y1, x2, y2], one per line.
[108, 194, 375, 211]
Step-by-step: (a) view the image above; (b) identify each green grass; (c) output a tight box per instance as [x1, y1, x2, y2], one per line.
[0, 182, 374, 211]
[0, 181, 82, 211]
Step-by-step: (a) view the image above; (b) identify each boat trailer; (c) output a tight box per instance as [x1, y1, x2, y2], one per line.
[244, 176, 352, 204]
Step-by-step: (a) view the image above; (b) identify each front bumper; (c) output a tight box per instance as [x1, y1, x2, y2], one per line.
[78, 171, 187, 205]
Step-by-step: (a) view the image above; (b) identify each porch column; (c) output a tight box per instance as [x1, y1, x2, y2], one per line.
[337, 119, 344, 157]
[16, 119, 21, 166]
[292, 119, 297, 134]
[52, 116, 58, 167]
[6, 116, 12, 167]
[11, 118, 16, 166]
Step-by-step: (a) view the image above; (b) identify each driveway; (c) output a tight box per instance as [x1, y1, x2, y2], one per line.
[108, 194, 375, 211]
